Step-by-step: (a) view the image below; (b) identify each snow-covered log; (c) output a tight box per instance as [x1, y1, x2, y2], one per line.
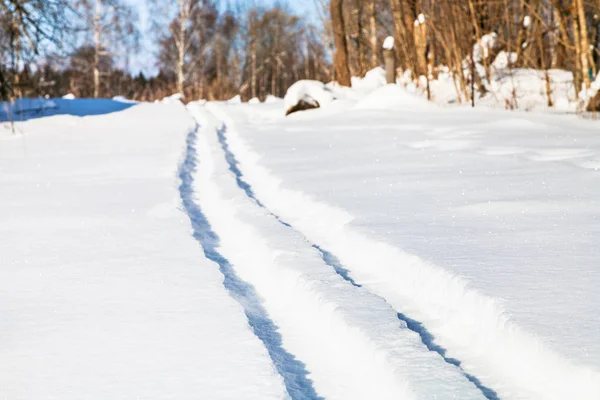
[283, 80, 334, 116]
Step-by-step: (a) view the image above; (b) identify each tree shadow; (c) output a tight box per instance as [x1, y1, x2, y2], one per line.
[1, 98, 136, 122]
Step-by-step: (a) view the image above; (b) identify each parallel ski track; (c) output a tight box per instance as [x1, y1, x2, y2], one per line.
[188, 104, 488, 400]
[179, 123, 320, 400]
[214, 113, 498, 400]
[206, 102, 600, 400]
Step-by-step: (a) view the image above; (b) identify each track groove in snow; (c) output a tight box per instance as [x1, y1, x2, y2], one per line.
[179, 124, 317, 400]
[217, 110, 499, 400]
[207, 102, 600, 400]
[189, 104, 487, 400]
[214, 108, 498, 400]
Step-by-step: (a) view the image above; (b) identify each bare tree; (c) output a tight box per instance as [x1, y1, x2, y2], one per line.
[74, 0, 138, 98]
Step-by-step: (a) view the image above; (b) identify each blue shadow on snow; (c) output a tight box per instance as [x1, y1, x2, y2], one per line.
[179, 126, 323, 400]
[0, 98, 135, 122]
[396, 312, 500, 400]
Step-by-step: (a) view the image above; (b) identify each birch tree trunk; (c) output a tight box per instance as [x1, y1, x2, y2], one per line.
[251, 41, 257, 98]
[93, 0, 101, 98]
[175, 0, 188, 96]
[575, 0, 591, 88]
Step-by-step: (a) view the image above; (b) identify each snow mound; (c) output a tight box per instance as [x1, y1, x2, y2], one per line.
[248, 97, 261, 104]
[62, 93, 76, 100]
[112, 96, 137, 104]
[492, 51, 518, 70]
[161, 93, 183, 104]
[283, 80, 335, 114]
[265, 95, 282, 104]
[227, 95, 242, 105]
[351, 67, 387, 92]
[354, 84, 434, 110]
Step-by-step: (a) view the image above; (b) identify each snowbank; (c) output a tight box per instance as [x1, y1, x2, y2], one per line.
[354, 84, 434, 111]
[62, 93, 76, 100]
[112, 95, 137, 104]
[265, 95, 282, 104]
[161, 93, 183, 104]
[248, 97, 261, 104]
[227, 95, 242, 104]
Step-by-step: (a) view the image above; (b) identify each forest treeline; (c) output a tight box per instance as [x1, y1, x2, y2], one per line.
[1, 0, 600, 107]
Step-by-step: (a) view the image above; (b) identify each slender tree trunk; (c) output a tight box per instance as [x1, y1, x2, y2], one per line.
[93, 0, 101, 98]
[575, 0, 591, 88]
[330, 0, 351, 86]
[573, 7, 584, 91]
[369, 0, 377, 68]
[251, 41, 257, 98]
[389, 0, 413, 73]
[176, 0, 187, 96]
[383, 46, 396, 84]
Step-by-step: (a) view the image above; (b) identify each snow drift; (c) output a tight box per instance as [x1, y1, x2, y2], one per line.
[354, 84, 435, 111]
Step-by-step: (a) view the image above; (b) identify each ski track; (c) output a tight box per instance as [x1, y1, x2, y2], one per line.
[187, 104, 488, 400]
[215, 108, 499, 400]
[179, 123, 318, 400]
[216, 126, 364, 291]
[205, 102, 600, 400]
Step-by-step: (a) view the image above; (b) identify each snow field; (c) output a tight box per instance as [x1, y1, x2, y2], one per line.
[0, 102, 287, 399]
[189, 102, 488, 400]
[211, 103, 600, 400]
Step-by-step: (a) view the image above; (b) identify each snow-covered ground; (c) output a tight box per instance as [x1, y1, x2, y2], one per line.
[194, 86, 600, 399]
[2, 86, 599, 399]
[0, 101, 286, 399]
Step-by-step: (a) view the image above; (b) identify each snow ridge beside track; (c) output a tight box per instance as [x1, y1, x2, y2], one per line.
[188, 103, 487, 400]
[207, 102, 600, 400]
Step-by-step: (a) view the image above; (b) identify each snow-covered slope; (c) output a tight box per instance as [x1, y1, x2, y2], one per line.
[0, 101, 286, 399]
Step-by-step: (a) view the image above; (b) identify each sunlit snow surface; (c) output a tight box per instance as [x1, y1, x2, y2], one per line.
[2, 92, 600, 400]
[0, 101, 287, 399]
[202, 91, 600, 399]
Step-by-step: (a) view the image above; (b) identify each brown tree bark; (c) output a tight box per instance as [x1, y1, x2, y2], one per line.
[389, 0, 415, 74]
[575, 0, 592, 88]
[330, 0, 351, 86]
[369, 0, 377, 68]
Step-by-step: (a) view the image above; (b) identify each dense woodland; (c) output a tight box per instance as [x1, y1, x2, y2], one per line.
[1, 0, 600, 109]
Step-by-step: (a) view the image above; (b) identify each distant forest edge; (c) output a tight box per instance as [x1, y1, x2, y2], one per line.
[1, 0, 600, 111]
